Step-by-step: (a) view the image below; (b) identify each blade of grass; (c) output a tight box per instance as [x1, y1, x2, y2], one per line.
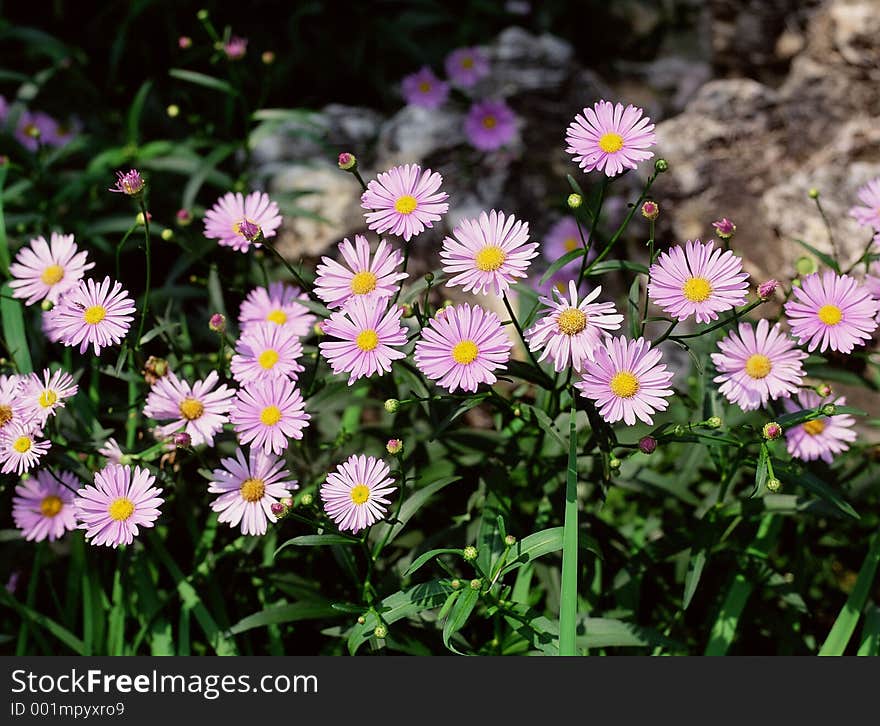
[857, 606, 880, 656]
[559, 399, 579, 656]
[1, 589, 85, 655]
[819, 530, 880, 656]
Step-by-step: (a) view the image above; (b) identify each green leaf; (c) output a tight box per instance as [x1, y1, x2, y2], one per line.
[369, 476, 461, 550]
[577, 617, 683, 651]
[540, 248, 583, 283]
[522, 405, 566, 449]
[628, 276, 641, 339]
[683, 549, 707, 611]
[794, 238, 840, 273]
[404, 548, 463, 577]
[500, 527, 599, 575]
[347, 579, 455, 654]
[773, 460, 859, 520]
[126, 80, 153, 145]
[776, 405, 865, 429]
[227, 602, 340, 636]
[559, 402, 579, 656]
[169, 68, 238, 96]
[505, 360, 553, 387]
[0, 163, 9, 276]
[586, 259, 649, 276]
[754, 443, 770, 495]
[275, 534, 358, 555]
[1, 283, 33, 373]
[0, 589, 85, 654]
[857, 606, 880, 656]
[819, 531, 880, 655]
[443, 586, 479, 653]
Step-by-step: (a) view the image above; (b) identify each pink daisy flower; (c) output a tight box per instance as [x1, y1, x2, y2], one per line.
[445, 46, 490, 87]
[8, 232, 94, 306]
[0, 374, 27, 434]
[576, 336, 674, 425]
[20, 368, 78, 427]
[784, 271, 880, 353]
[49, 277, 136, 356]
[400, 66, 449, 109]
[648, 239, 750, 324]
[203, 191, 283, 253]
[74, 464, 164, 548]
[710, 319, 807, 412]
[321, 454, 396, 534]
[849, 177, 880, 230]
[239, 282, 316, 337]
[543, 217, 595, 272]
[414, 303, 512, 393]
[208, 447, 297, 536]
[464, 99, 517, 151]
[783, 390, 856, 464]
[143, 370, 235, 447]
[361, 164, 449, 242]
[12, 470, 79, 542]
[565, 100, 656, 177]
[319, 297, 407, 385]
[230, 378, 310, 455]
[440, 210, 538, 295]
[525, 281, 623, 372]
[314, 235, 408, 310]
[0, 422, 51, 475]
[230, 323, 304, 386]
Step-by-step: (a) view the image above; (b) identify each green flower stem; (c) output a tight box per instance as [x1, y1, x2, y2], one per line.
[667, 299, 765, 342]
[134, 200, 152, 351]
[576, 177, 608, 288]
[391, 246, 410, 306]
[559, 396, 579, 656]
[502, 291, 554, 389]
[812, 194, 839, 263]
[114, 220, 139, 282]
[352, 169, 369, 193]
[261, 242, 319, 302]
[639, 219, 656, 336]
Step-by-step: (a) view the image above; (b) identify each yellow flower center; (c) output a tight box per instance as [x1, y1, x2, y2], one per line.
[394, 195, 418, 215]
[418, 81, 432, 93]
[745, 353, 772, 379]
[178, 397, 204, 420]
[39, 390, 58, 408]
[0, 404, 13, 427]
[557, 308, 588, 335]
[482, 115, 497, 129]
[266, 309, 287, 325]
[13, 436, 31, 453]
[803, 419, 826, 436]
[564, 237, 579, 252]
[817, 304, 842, 326]
[598, 132, 624, 153]
[41, 264, 64, 285]
[40, 495, 63, 518]
[108, 497, 135, 522]
[350, 270, 378, 295]
[83, 305, 107, 325]
[609, 371, 640, 398]
[452, 340, 479, 365]
[258, 349, 280, 369]
[474, 245, 506, 272]
[461, 56, 474, 69]
[240, 477, 265, 503]
[682, 277, 713, 303]
[356, 329, 380, 351]
[349, 484, 370, 505]
[260, 405, 282, 426]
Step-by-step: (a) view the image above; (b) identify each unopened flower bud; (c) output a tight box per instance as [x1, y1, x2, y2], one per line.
[641, 200, 659, 220]
[136, 211, 152, 225]
[705, 416, 722, 429]
[758, 279, 778, 300]
[400, 303, 414, 317]
[567, 193, 582, 209]
[373, 625, 387, 639]
[300, 493, 313, 506]
[762, 422, 783, 440]
[821, 404, 836, 416]
[469, 578, 482, 591]
[111, 169, 145, 197]
[815, 383, 832, 397]
[450, 579, 461, 590]
[357, 615, 366, 624]
[209, 313, 226, 333]
[424, 272, 434, 284]
[172, 432, 192, 448]
[262, 51, 275, 65]
[654, 158, 669, 173]
[178, 36, 192, 49]
[712, 217, 736, 240]
[386, 438, 403, 455]
[176, 208, 193, 226]
[41, 299, 53, 312]
[513, 407, 521, 417]
[462, 545, 478, 562]
[767, 478, 782, 492]
[638, 436, 657, 454]
[337, 152, 357, 171]
[119, 453, 135, 466]
[504, 534, 516, 547]
[196, 9, 208, 21]
[384, 399, 400, 414]
[280, 496, 294, 509]
[167, 104, 180, 118]
[808, 188, 820, 199]
[270, 502, 285, 516]
[609, 457, 622, 470]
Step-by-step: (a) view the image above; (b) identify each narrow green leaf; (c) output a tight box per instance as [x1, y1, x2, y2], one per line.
[404, 548, 463, 577]
[443, 586, 479, 653]
[369, 476, 460, 550]
[819, 531, 880, 656]
[794, 238, 840, 273]
[523, 405, 566, 449]
[577, 617, 684, 651]
[227, 602, 340, 635]
[540, 248, 583, 283]
[0, 590, 85, 654]
[586, 259, 649, 276]
[126, 80, 153, 145]
[1, 282, 32, 373]
[628, 276, 641, 339]
[683, 549, 707, 611]
[857, 606, 880, 656]
[169, 68, 238, 96]
[559, 401, 579, 656]
[776, 405, 865, 429]
[754, 443, 769, 495]
[774, 460, 859, 520]
[0, 163, 10, 276]
[275, 534, 358, 555]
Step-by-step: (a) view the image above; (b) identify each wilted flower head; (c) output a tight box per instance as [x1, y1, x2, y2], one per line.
[110, 169, 145, 196]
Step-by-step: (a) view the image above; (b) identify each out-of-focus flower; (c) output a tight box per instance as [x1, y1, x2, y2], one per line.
[464, 99, 517, 151]
[400, 67, 449, 109]
[444, 47, 490, 87]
